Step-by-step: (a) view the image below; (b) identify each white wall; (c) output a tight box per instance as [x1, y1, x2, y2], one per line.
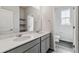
[40, 6, 54, 49]
[40, 6, 52, 32]
[0, 6, 2, 8]
[1, 6, 20, 32]
[20, 7, 25, 19]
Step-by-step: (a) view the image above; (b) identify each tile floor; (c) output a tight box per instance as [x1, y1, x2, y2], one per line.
[52, 40, 74, 53]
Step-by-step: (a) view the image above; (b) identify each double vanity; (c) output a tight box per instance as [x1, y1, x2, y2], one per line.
[0, 32, 51, 53]
[0, 7, 52, 53]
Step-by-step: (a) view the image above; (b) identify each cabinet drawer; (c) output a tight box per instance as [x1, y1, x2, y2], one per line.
[41, 34, 50, 40]
[6, 38, 40, 53]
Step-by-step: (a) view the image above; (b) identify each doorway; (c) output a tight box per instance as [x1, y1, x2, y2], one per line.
[53, 6, 76, 53]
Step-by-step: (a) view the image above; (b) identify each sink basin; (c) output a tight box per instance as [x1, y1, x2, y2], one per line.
[13, 36, 31, 42]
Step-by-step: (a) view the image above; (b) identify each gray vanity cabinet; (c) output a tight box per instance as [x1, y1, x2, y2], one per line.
[41, 34, 50, 53]
[45, 37, 50, 51]
[5, 33, 50, 53]
[41, 39, 46, 53]
[6, 38, 40, 53]
[24, 43, 40, 53]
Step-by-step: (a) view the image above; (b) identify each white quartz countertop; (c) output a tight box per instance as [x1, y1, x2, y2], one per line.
[0, 31, 50, 53]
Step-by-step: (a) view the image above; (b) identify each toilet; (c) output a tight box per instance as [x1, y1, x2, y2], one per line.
[54, 35, 60, 42]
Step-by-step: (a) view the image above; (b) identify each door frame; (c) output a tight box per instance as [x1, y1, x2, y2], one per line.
[51, 6, 79, 53]
[73, 6, 78, 53]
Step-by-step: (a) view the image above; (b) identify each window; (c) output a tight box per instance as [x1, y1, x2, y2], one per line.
[61, 9, 71, 25]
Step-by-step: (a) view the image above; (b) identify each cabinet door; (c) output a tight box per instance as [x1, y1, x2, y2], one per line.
[24, 43, 40, 53]
[41, 39, 46, 53]
[41, 34, 50, 53]
[45, 37, 50, 51]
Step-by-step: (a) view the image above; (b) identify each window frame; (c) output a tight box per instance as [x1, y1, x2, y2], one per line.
[61, 9, 71, 25]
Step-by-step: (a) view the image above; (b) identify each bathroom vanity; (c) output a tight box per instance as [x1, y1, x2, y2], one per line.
[6, 38, 41, 53]
[41, 34, 50, 53]
[0, 32, 50, 53]
[0, 7, 51, 53]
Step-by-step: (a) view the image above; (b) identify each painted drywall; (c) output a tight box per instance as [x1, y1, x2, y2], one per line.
[20, 7, 25, 19]
[0, 6, 2, 8]
[40, 6, 52, 32]
[1, 6, 20, 32]
[40, 6, 54, 50]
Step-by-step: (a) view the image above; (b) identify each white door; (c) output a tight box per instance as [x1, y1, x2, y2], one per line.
[0, 9, 13, 34]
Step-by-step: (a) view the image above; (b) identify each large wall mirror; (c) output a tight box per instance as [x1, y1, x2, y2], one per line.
[20, 6, 41, 32]
[0, 6, 41, 35]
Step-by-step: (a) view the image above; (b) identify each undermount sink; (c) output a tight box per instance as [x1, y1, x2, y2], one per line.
[13, 36, 31, 42]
